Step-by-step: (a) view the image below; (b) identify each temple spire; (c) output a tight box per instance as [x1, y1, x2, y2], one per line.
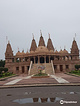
[47, 34, 54, 51]
[5, 41, 13, 57]
[71, 38, 79, 54]
[30, 36, 37, 52]
[38, 31, 45, 46]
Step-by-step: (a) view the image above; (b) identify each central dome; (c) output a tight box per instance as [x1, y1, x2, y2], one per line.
[35, 46, 49, 52]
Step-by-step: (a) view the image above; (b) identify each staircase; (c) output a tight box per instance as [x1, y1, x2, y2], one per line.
[45, 63, 54, 75]
[30, 64, 38, 75]
[30, 62, 55, 75]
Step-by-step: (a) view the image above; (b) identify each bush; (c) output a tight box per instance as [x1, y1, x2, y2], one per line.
[0, 60, 5, 67]
[75, 65, 80, 70]
[0, 67, 8, 74]
[4, 68, 8, 73]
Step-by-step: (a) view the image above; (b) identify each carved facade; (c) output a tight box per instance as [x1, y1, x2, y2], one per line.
[5, 33, 80, 75]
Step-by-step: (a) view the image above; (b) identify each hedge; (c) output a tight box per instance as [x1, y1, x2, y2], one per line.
[0, 67, 8, 74]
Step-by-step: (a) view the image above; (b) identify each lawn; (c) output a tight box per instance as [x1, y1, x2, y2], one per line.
[69, 70, 80, 76]
[0, 72, 15, 79]
[34, 73, 48, 77]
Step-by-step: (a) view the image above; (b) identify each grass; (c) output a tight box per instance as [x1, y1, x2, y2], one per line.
[34, 73, 48, 77]
[69, 70, 80, 76]
[0, 74, 15, 79]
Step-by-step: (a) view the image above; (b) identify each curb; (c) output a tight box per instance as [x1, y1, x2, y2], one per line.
[0, 83, 80, 89]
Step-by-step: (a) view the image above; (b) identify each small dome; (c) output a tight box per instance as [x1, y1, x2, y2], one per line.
[63, 49, 68, 54]
[55, 50, 58, 53]
[30, 51, 35, 53]
[59, 49, 63, 53]
[59, 49, 68, 54]
[22, 51, 25, 55]
[16, 51, 22, 56]
[35, 46, 49, 52]
[16, 51, 25, 56]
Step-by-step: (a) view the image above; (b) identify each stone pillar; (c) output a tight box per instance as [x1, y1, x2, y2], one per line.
[38, 56, 40, 63]
[54, 56, 56, 60]
[19, 66, 22, 74]
[57, 65, 60, 73]
[49, 56, 50, 63]
[44, 56, 46, 63]
[63, 64, 65, 72]
[34, 57, 35, 64]
[14, 58, 16, 62]
[24, 66, 27, 74]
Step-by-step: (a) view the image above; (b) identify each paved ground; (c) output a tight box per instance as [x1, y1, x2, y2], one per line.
[0, 86, 80, 106]
[0, 73, 80, 86]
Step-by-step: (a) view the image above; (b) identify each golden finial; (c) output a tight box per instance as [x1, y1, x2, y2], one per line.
[18, 47, 19, 52]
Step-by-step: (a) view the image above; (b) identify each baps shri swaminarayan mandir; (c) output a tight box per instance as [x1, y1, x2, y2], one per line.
[5, 32, 80, 75]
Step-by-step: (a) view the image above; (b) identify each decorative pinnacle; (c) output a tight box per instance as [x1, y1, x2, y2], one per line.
[73, 33, 76, 40]
[18, 47, 19, 52]
[48, 33, 50, 38]
[32, 33, 34, 39]
[22, 49, 24, 52]
[64, 45, 66, 50]
[60, 46, 61, 50]
[40, 30, 42, 36]
[8, 40, 10, 44]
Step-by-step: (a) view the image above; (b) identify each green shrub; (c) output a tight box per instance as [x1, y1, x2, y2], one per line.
[0, 67, 8, 74]
[75, 65, 80, 70]
[0, 60, 5, 67]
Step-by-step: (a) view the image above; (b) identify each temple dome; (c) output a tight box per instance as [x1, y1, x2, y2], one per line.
[55, 50, 58, 53]
[59, 49, 68, 54]
[35, 46, 49, 52]
[63, 49, 68, 54]
[59, 49, 63, 53]
[16, 51, 25, 56]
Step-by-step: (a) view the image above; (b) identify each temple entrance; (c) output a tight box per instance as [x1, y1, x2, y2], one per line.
[60, 65, 63, 72]
[40, 57, 44, 63]
[22, 66, 25, 73]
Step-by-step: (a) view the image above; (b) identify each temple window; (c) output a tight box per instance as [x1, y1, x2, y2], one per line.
[23, 58, 25, 62]
[16, 58, 19, 62]
[66, 65, 69, 69]
[16, 67, 19, 70]
[54, 65, 57, 70]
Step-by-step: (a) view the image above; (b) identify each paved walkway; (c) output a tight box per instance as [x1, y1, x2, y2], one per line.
[51, 75, 69, 83]
[0, 73, 80, 86]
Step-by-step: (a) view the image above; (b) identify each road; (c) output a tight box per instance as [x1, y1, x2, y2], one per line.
[0, 86, 80, 106]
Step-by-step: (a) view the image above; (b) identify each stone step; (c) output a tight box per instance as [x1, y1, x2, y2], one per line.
[30, 63, 54, 75]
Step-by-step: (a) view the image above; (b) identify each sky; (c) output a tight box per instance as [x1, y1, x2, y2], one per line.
[0, 0, 80, 60]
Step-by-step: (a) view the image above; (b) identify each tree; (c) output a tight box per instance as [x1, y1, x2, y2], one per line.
[0, 60, 5, 67]
[75, 65, 80, 70]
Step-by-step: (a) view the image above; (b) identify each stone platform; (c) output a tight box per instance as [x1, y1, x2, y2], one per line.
[0, 73, 80, 86]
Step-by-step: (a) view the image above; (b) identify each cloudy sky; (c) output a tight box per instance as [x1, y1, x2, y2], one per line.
[0, 0, 80, 59]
